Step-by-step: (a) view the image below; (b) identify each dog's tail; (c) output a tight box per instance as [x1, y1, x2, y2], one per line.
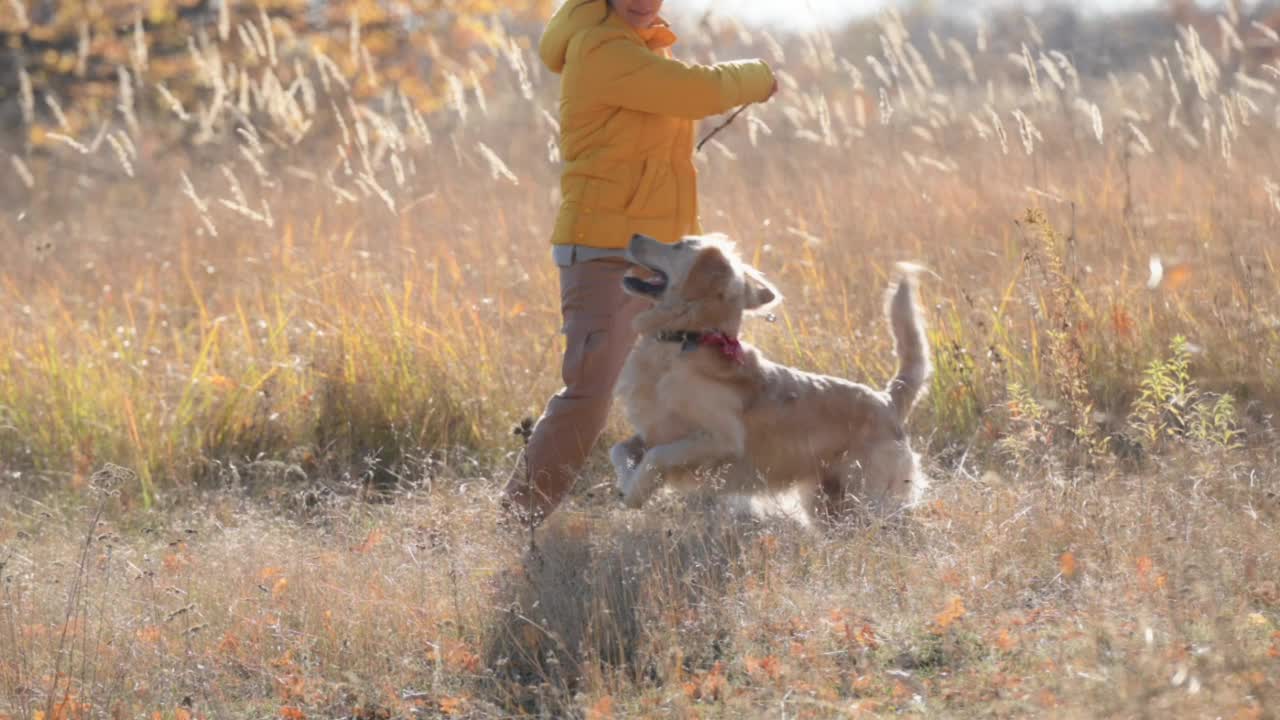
[885, 263, 932, 424]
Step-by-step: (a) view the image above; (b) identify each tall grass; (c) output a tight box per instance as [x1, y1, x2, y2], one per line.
[3, 6, 1279, 502]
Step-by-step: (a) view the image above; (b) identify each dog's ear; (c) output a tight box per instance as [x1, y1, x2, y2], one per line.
[744, 267, 781, 313]
[683, 246, 734, 300]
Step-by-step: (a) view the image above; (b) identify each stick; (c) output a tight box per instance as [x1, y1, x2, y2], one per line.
[696, 103, 751, 153]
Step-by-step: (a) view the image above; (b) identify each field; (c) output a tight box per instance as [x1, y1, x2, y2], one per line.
[3, 2, 1280, 718]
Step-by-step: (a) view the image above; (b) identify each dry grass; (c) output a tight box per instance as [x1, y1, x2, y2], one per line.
[2, 4, 1280, 718]
[2, 451, 1278, 718]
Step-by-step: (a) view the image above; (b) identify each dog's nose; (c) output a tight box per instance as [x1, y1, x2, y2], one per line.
[627, 233, 655, 259]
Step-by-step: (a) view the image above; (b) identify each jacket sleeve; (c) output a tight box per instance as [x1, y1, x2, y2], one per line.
[581, 37, 774, 118]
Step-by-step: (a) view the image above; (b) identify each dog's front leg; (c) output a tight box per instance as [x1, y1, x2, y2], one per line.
[610, 435, 646, 494]
[621, 425, 745, 509]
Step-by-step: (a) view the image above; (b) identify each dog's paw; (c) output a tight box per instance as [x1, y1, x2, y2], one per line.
[614, 468, 636, 505]
[621, 487, 647, 509]
[619, 468, 658, 509]
[614, 468, 647, 509]
[609, 442, 637, 473]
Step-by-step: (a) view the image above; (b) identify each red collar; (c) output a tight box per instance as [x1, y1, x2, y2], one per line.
[657, 330, 745, 365]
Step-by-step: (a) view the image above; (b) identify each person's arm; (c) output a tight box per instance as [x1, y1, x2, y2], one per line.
[580, 36, 775, 119]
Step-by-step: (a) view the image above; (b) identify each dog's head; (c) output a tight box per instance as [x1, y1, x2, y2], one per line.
[624, 233, 780, 335]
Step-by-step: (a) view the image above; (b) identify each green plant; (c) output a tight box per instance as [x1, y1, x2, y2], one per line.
[1128, 336, 1242, 454]
[995, 381, 1051, 472]
[1018, 209, 1109, 465]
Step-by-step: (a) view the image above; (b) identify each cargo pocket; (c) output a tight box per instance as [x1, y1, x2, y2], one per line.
[561, 321, 611, 394]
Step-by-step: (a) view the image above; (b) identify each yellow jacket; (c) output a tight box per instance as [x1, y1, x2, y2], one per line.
[538, 0, 775, 249]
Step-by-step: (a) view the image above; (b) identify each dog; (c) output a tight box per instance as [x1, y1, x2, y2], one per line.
[609, 232, 932, 523]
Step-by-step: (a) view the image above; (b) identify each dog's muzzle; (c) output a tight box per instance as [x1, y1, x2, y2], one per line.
[622, 269, 668, 297]
[623, 234, 669, 297]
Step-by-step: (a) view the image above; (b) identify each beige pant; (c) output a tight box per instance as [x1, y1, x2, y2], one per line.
[503, 257, 647, 525]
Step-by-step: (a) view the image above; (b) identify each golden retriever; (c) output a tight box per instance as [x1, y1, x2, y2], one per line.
[610, 233, 931, 522]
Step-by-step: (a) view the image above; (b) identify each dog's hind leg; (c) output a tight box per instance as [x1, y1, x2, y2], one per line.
[817, 468, 849, 524]
[853, 441, 918, 517]
[794, 464, 856, 527]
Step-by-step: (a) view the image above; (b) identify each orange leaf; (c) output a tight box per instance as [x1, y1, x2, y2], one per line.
[259, 566, 284, 583]
[1038, 689, 1059, 708]
[995, 672, 1024, 689]
[857, 624, 879, 650]
[745, 655, 782, 682]
[1163, 263, 1193, 290]
[277, 674, 305, 701]
[585, 695, 613, 720]
[1147, 256, 1194, 291]
[280, 707, 305, 720]
[352, 527, 384, 554]
[700, 661, 726, 701]
[163, 552, 187, 573]
[272, 577, 289, 600]
[1136, 555, 1153, 578]
[685, 662, 726, 702]
[443, 640, 481, 673]
[176, 709, 193, 720]
[761, 654, 781, 679]
[1060, 552, 1077, 579]
[218, 631, 240, 653]
[1110, 304, 1135, 338]
[271, 650, 296, 670]
[996, 628, 1018, 651]
[1234, 704, 1264, 720]
[933, 595, 966, 632]
[208, 374, 236, 391]
[438, 696, 466, 716]
[137, 625, 162, 644]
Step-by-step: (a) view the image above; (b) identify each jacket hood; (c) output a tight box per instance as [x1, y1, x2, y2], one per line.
[539, 0, 675, 74]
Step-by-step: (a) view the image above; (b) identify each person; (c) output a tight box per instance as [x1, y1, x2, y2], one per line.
[501, 0, 778, 527]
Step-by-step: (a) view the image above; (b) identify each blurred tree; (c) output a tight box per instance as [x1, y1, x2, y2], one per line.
[1, 0, 553, 150]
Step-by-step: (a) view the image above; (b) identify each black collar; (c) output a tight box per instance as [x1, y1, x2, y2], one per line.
[657, 330, 704, 352]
